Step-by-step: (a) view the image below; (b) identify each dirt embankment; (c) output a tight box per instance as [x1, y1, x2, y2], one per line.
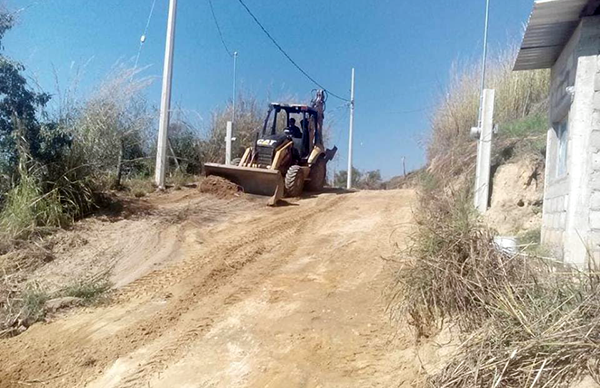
[0, 188, 436, 388]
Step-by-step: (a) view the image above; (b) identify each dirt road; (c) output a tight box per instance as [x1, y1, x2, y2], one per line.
[0, 189, 421, 387]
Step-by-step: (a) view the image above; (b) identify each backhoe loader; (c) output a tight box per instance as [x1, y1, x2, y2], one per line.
[204, 90, 337, 205]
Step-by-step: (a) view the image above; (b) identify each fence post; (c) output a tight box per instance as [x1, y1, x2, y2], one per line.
[225, 121, 233, 165]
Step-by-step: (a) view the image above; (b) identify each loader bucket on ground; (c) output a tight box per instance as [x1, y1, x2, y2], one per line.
[204, 163, 284, 206]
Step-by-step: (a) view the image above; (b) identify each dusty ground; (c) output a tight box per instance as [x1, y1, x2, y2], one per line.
[0, 188, 431, 388]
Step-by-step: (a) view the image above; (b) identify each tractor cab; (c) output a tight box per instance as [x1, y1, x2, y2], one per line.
[259, 103, 322, 163]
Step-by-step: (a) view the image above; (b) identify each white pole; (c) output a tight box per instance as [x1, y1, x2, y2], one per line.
[475, 89, 495, 213]
[225, 121, 233, 165]
[155, 0, 178, 189]
[232, 51, 238, 125]
[347, 68, 355, 190]
[477, 0, 491, 128]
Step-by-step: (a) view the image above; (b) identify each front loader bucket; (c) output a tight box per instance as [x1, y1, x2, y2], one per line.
[204, 163, 284, 206]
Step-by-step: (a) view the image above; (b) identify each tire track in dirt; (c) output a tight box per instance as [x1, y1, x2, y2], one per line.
[0, 194, 349, 388]
[108, 195, 349, 388]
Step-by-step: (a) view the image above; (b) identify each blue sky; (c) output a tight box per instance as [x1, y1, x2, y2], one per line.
[5, 0, 534, 179]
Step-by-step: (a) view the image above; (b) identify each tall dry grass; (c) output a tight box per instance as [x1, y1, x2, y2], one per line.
[428, 46, 549, 178]
[200, 91, 265, 164]
[389, 184, 600, 387]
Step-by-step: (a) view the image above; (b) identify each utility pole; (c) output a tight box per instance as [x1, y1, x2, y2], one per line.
[155, 0, 178, 189]
[347, 68, 355, 190]
[474, 89, 495, 213]
[477, 0, 491, 128]
[232, 51, 238, 124]
[473, 0, 492, 212]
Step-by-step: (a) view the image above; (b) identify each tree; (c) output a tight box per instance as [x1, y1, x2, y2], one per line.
[0, 11, 68, 183]
[334, 168, 382, 190]
[361, 170, 383, 189]
[334, 167, 362, 188]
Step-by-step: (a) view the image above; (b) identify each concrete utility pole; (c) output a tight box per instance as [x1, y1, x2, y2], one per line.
[347, 68, 355, 190]
[473, 89, 495, 213]
[232, 51, 238, 125]
[155, 0, 178, 189]
[477, 0, 491, 128]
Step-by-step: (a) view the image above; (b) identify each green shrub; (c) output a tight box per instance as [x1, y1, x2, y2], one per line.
[19, 285, 51, 326]
[0, 175, 65, 238]
[63, 279, 111, 303]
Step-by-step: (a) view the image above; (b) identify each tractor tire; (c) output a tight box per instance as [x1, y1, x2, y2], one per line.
[231, 158, 241, 166]
[285, 165, 305, 197]
[306, 158, 326, 192]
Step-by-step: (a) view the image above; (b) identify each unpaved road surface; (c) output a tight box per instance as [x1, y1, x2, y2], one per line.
[0, 189, 420, 387]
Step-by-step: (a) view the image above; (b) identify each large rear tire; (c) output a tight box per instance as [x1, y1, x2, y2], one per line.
[306, 158, 326, 192]
[284, 165, 305, 197]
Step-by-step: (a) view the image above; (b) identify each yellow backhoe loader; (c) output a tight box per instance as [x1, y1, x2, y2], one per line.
[204, 90, 337, 205]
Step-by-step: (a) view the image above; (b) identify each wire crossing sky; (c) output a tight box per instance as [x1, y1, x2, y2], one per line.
[5, 0, 535, 178]
[235, 0, 350, 102]
[208, 0, 233, 58]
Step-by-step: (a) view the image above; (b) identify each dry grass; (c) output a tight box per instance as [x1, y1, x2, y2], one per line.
[427, 46, 549, 179]
[389, 185, 600, 387]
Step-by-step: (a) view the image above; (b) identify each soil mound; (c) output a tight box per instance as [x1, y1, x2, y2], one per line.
[199, 176, 242, 199]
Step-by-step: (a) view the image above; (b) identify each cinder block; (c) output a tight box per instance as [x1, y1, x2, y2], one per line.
[558, 198, 564, 212]
[560, 212, 567, 228]
[594, 92, 600, 111]
[592, 152, 600, 171]
[590, 211, 600, 230]
[592, 131, 600, 149]
[593, 111, 600, 130]
[554, 214, 561, 229]
[592, 191, 600, 210]
[595, 75, 600, 92]
[592, 172, 600, 190]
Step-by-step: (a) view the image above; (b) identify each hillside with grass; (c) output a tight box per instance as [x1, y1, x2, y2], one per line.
[387, 48, 600, 387]
[405, 47, 551, 237]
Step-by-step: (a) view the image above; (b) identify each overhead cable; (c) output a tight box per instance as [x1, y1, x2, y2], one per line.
[133, 0, 157, 71]
[208, 0, 233, 57]
[236, 0, 350, 102]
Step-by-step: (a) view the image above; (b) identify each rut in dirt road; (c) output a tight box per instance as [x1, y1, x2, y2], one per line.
[0, 190, 419, 388]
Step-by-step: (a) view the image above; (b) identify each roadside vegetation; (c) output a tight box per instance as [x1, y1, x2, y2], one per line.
[389, 46, 600, 387]
[1, 277, 110, 338]
[391, 185, 600, 387]
[333, 167, 384, 189]
[0, 6, 266, 336]
[427, 45, 549, 179]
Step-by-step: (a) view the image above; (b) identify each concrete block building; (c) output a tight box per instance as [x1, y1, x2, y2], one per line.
[515, 0, 600, 266]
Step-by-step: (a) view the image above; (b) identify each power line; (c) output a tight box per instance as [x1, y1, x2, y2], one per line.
[133, 0, 157, 71]
[208, 0, 233, 57]
[236, 0, 350, 102]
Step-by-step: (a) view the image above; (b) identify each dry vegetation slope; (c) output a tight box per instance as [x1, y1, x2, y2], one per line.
[425, 47, 550, 237]
[386, 48, 600, 387]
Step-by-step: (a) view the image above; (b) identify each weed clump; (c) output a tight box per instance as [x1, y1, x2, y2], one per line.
[0, 278, 111, 338]
[390, 184, 600, 387]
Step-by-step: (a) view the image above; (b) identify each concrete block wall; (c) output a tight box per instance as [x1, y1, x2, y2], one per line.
[542, 16, 600, 266]
[586, 57, 600, 265]
[542, 22, 579, 253]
